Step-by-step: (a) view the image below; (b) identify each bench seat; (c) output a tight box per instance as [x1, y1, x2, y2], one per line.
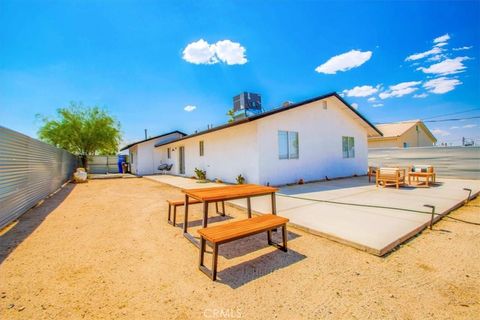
[167, 198, 225, 226]
[198, 214, 289, 244]
[197, 214, 289, 280]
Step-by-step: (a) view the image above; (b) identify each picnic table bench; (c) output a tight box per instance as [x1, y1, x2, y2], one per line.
[198, 214, 289, 281]
[182, 184, 278, 247]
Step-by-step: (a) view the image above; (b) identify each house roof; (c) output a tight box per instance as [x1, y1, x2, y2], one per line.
[119, 130, 187, 151]
[371, 120, 437, 142]
[154, 92, 382, 148]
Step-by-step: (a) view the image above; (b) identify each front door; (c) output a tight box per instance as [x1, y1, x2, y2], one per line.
[179, 146, 185, 175]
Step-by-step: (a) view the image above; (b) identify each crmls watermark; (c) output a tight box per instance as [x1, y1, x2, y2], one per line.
[203, 308, 243, 319]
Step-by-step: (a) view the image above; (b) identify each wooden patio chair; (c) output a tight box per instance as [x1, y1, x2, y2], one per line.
[376, 167, 406, 189]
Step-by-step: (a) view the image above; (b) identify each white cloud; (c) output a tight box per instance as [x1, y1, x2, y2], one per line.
[427, 54, 444, 62]
[379, 81, 421, 99]
[435, 42, 448, 47]
[405, 47, 442, 61]
[182, 39, 218, 64]
[463, 124, 477, 128]
[351, 103, 359, 109]
[182, 39, 247, 65]
[431, 128, 450, 137]
[417, 56, 469, 75]
[423, 77, 462, 94]
[433, 34, 450, 44]
[372, 103, 383, 107]
[184, 105, 197, 112]
[342, 85, 380, 97]
[453, 46, 473, 51]
[368, 97, 376, 102]
[413, 93, 428, 98]
[214, 40, 248, 65]
[450, 126, 459, 129]
[315, 49, 372, 74]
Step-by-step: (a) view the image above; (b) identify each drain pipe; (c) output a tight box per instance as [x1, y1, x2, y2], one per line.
[463, 188, 472, 204]
[424, 205, 436, 229]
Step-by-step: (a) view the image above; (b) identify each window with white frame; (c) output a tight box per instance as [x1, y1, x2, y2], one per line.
[199, 141, 204, 156]
[278, 131, 299, 159]
[342, 136, 355, 158]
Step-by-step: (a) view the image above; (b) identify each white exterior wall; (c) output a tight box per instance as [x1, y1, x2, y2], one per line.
[156, 122, 260, 184]
[153, 96, 371, 186]
[128, 132, 184, 176]
[256, 97, 368, 185]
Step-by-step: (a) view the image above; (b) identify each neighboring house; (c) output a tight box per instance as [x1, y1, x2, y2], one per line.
[368, 120, 437, 149]
[153, 92, 382, 186]
[120, 131, 186, 175]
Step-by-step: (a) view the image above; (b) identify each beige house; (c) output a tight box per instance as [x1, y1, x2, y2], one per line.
[368, 120, 437, 148]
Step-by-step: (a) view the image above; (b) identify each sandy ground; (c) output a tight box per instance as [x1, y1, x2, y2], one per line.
[0, 178, 479, 319]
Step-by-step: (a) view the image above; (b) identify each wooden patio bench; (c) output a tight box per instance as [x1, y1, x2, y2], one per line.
[167, 199, 225, 226]
[197, 214, 289, 281]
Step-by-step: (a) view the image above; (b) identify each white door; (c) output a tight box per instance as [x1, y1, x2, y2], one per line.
[179, 146, 185, 175]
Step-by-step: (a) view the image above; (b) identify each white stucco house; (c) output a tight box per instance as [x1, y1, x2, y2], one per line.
[149, 92, 382, 186]
[120, 131, 186, 175]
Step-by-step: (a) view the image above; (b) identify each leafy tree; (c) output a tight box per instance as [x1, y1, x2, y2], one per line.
[226, 108, 235, 123]
[37, 102, 122, 168]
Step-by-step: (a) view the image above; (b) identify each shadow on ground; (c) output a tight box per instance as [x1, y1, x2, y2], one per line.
[0, 183, 76, 265]
[217, 247, 306, 289]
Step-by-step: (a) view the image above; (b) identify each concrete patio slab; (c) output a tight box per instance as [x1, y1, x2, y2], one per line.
[145, 174, 480, 256]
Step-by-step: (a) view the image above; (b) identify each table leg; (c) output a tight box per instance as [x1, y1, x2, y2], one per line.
[247, 197, 252, 218]
[202, 201, 209, 228]
[183, 195, 189, 233]
[271, 192, 277, 215]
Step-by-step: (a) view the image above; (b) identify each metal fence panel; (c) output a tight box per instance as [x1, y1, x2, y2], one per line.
[368, 146, 480, 179]
[0, 126, 78, 230]
[88, 155, 120, 174]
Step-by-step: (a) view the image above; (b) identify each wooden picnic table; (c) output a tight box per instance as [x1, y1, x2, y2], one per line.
[181, 184, 278, 247]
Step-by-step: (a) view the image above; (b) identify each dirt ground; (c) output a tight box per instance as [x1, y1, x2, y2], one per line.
[0, 178, 479, 319]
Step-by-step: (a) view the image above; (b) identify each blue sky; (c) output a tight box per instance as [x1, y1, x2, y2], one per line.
[1, 0, 479, 146]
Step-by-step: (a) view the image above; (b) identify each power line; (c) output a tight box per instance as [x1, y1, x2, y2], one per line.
[422, 107, 480, 120]
[423, 116, 480, 123]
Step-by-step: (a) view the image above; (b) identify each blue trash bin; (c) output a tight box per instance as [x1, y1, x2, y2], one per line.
[118, 155, 127, 173]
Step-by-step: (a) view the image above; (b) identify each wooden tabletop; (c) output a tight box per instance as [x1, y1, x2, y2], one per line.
[182, 184, 278, 202]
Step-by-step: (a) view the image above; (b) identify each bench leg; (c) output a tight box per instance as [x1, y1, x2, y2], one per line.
[267, 226, 287, 252]
[167, 204, 172, 224]
[215, 201, 225, 216]
[212, 243, 219, 281]
[199, 237, 206, 267]
[282, 224, 288, 252]
[198, 239, 219, 281]
[173, 205, 177, 226]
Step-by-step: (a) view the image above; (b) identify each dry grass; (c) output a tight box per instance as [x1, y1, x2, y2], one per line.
[0, 178, 479, 319]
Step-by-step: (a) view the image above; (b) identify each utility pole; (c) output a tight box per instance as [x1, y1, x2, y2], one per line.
[144, 129, 147, 140]
[462, 137, 465, 146]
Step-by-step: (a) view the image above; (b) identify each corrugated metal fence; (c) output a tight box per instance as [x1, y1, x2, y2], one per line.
[368, 146, 480, 179]
[88, 156, 120, 174]
[0, 126, 78, 230]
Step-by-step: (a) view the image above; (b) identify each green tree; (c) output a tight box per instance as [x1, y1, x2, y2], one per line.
[226, 108, 235, 123]
[37, 102, 122, 168]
